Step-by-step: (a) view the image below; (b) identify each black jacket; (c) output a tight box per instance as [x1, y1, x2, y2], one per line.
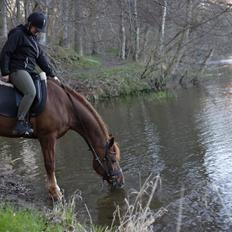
[0, 24, 55, 77]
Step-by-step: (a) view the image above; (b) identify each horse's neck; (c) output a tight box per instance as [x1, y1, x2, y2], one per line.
[70, 93, 108, 151]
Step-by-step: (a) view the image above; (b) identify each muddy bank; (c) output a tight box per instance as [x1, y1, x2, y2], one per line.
[0, 157, 38, 208]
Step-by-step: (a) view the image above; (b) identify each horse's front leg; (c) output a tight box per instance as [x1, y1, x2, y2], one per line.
[39, 134, 63, 201]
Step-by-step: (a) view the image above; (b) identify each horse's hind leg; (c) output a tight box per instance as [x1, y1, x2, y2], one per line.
[39, 134, 63, 201]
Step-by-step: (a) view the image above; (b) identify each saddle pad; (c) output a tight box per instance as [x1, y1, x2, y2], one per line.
[0, 78, 47, 118]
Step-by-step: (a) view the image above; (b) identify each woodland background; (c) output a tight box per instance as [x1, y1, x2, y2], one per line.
[1, 0, 232, 96]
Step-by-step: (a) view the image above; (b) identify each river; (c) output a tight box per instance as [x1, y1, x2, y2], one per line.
[1, 70, 232, 231]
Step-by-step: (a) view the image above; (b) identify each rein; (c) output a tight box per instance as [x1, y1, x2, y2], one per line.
[60, 83, 112, 178]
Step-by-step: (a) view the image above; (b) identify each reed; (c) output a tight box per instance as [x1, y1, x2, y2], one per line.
[111, 174, 167, 232]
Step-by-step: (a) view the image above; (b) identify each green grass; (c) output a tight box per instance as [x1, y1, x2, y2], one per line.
[0, 203, 107, 232]
[51, 46, 102, 68]
[74, 63, 152, 99]
[0, 204, 47, 232]
[98, 63, 143, 79]
[105, 48, 120, 56]
[152, 90, 173, 100]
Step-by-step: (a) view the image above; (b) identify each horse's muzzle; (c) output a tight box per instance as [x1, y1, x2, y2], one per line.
[110, 168, 124, 188]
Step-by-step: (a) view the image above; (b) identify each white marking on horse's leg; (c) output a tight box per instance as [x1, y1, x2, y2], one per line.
[47, 172, 62, 200]
[48, 172, 58, 189]
[52, 174, 61, 191]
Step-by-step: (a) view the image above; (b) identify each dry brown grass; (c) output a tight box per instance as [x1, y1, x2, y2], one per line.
[110, 174, 167, 232]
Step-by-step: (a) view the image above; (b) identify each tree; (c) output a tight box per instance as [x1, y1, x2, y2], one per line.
[133, 0, 139, 61]
[61, 0, 70, 48]
[74, 0, 83, 55]
[1, 0, 8, 38]
[119, 0, 126, 60]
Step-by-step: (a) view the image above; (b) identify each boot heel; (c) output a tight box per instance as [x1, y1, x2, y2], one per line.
[13, 120, 33, 136]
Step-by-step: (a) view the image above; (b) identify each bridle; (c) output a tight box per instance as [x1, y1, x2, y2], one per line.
[88, 140, 122, 184]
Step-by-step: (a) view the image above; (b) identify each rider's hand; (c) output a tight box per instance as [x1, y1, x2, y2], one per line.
[53, 76, 61, 83]
[48, 76, 61, 83]
[1, 75, 9, 82]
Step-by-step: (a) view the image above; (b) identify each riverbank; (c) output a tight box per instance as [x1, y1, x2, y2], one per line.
[49, 46, 198, 101]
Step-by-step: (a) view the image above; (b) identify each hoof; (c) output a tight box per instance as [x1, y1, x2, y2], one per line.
[49, 186, 63, 201]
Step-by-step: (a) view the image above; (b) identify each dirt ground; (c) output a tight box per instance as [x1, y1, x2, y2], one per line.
[0, 157, 36, 208]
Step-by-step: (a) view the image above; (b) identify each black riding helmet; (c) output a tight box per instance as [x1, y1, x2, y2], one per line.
[27, 12, 46, 32]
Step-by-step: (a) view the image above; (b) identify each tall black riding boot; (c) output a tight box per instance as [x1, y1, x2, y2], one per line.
[13, 120, 34, 136]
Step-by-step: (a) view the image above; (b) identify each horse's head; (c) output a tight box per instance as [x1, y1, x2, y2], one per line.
[93, 137, 124, 188]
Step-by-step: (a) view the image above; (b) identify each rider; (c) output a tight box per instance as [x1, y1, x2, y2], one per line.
[0, 12, 58, 136]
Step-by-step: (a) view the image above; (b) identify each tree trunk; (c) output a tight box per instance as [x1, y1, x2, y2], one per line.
[40, 1, 48, 45]
[62, 0, 70, 48]
[2, 0, 8, 38]
[157, 0, 167, 83]
[78, 32, 83, 56]
[0, 0, 3, 36]
[127, 0, 133, 58]
[24, 0, 32, 21]
[169, 0, 193, 76]
[16, 0, 21, 22]
[74, 0, 83, 56]
[159, 0, 167, 57]
[120, 0, 126, 60]
[133, 0, 139, 61]
[89, 1, 98, 56]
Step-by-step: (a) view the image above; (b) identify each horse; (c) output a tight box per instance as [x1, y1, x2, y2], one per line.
[0, 78, 124, 200]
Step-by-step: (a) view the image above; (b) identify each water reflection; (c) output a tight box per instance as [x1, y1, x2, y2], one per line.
[198, 81, 232, 222]
[96, 188, 126, 226]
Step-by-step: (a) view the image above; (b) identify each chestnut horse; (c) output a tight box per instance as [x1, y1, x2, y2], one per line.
[0, 79, 124, 200]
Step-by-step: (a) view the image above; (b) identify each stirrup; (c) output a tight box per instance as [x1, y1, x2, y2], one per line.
[13, 120, 34, 136]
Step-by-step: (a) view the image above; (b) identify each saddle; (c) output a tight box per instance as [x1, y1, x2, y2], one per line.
[0, 72, 47, 118]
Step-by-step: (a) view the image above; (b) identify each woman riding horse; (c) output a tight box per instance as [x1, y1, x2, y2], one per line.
[0, 80, 124, 200]
[0, 13, 124, 200]
[0, 12, 59, 136]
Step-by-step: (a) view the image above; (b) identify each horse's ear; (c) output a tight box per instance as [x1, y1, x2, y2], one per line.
[109, 137, 114, 148]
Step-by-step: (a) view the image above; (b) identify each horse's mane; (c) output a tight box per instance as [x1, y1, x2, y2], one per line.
[62, 84, 110, 139]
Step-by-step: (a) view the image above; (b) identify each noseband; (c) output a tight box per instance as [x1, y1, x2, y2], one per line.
[89, 141, 122, 182]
